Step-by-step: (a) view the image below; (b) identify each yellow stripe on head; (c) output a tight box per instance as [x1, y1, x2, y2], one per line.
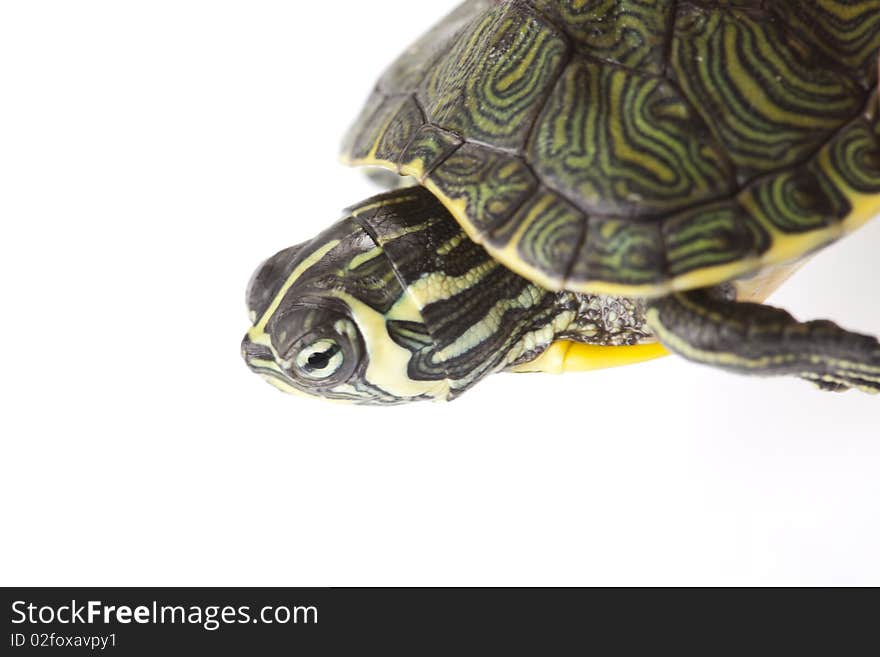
[248, 239, 341, 348]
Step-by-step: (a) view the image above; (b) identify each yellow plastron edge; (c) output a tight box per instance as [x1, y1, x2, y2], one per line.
[511, 341, 670, 374]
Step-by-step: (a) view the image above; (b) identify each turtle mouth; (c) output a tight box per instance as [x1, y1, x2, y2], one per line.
[241, 335, 285, 386]
[241, 334, 273, 365]
[241, 334, 308, 395]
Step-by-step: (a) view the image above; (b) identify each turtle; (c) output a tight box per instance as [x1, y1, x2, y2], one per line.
[242, 0, 880, 404]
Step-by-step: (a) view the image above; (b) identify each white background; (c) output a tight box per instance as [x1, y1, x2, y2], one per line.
[1, 1, 878, 586]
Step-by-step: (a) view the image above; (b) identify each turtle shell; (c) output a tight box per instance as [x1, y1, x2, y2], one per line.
[342, 0, 880, 296]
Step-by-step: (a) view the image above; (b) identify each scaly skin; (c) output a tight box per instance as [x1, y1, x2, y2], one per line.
[646, 287, 880, 394]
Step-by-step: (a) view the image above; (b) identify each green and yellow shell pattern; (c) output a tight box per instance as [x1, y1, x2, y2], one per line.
[344, 0, 880, 295]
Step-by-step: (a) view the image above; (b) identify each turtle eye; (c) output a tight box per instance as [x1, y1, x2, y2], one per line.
[274, 309, 363, 387]
[294, 339, 344, 379]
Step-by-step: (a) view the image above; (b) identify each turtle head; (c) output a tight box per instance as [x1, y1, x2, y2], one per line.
[242, 204, 449, 405]
[242, 187, 563, 404]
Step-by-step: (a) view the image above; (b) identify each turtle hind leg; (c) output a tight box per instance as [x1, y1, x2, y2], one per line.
[645, 287, 880, 394]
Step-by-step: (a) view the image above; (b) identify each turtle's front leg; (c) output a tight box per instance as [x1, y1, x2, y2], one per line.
[645, 287, 880, 393]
